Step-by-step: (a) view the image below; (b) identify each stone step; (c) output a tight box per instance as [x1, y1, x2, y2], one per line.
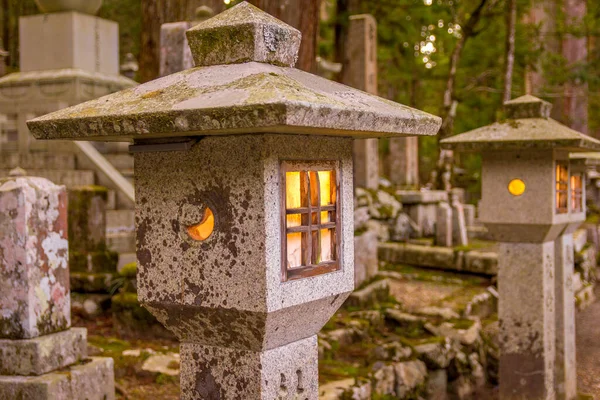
[0, 168, 94, 187]
[104, 153, 134, 170]
[0, 152, 76, 169]
[106, 209, 135, 232]
[107, 231, 135, 254]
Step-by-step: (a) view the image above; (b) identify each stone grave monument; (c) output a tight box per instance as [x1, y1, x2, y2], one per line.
[27, 2, 441, 398]
[342, 14, 379, 190]
[0, 170, 114, 399]
[441, 94, 600, 400]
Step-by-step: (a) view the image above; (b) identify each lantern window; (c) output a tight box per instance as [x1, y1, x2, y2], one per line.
[570, 173, 583, 213]
[281, 161, 340, 281]
[556, 162, 569, 214]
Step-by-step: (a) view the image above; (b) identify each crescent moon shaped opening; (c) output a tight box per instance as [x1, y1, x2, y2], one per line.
[186, 207, 215, 241]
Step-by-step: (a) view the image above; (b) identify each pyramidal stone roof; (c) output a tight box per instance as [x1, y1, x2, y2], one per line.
[440, 95, 600, 152]
[27, 2, 441, 142]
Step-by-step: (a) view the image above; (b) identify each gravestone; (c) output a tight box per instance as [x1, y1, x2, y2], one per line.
[159, 6, 214, 77]
[342, 14, 379, 190]
[27, 3, 441, 397]
[436, 202, 453, 247]
[389, 135, 420, 187]
[0, 172, 114, 399]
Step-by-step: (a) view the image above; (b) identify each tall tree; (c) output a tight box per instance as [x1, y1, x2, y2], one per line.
[503, 0, 517, 103]
[248, 0, 321, 72]
[139, 0, 225, 82]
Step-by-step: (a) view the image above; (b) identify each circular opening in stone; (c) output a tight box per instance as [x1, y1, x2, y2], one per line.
[508, 179, 526, 196]
[186, 207, 215, 241]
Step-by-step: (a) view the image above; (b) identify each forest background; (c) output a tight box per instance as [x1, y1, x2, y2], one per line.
[1, 0, 596, 194]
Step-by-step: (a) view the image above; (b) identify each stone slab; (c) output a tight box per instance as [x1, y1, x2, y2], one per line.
[396, 190, 448, 204]
[0, 357, 115, 400]
[354, 229, 379, 287]
[0, 328, 87, 376]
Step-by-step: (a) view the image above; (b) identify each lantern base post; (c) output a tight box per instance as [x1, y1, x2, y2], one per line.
[180, 336, 318, 400]
[498, 241, 556, 400]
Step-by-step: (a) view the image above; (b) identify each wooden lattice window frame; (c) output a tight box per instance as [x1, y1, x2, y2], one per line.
[556, 162, 569, 214]
[570, 173, 583, 213]
[280, 160, 341, 282]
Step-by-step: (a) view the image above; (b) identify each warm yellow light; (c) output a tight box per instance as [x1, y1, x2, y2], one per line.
[186, 207, 215, 241]
[508, 179, 526, 196]
[286, 171, 301, 208]
[318, 171, 332, 205]
[287, 232, 303, 268]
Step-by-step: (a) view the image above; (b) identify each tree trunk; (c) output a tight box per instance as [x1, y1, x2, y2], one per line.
[139, 0, 225, 83]
[503, 0, 517, 103]
[248, 0, 321, 72]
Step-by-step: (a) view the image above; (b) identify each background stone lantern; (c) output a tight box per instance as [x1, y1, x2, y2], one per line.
[27, 2, 441, 398]
[441, 94, 600, 400]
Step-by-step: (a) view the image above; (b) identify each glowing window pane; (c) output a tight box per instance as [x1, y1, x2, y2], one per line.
[318, 171, 332, 205]
[508, 179, 525, 196]
[282, 162, 339, 281]
[286, 171, 301, 209]
[320, 229, 333, 262]
[187, 207, 215, 241]
[556, 163, 569, 214]
[287, 232, 303, 269]
[286, 213, 302, 228]
[571, 174, 583, 212]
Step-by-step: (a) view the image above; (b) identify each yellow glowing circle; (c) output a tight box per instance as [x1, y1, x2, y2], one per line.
[508, 179, 526, 196]
[186, 207, 215, 241]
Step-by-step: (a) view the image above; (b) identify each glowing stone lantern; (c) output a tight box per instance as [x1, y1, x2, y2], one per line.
[441, 95, 600, 400]
[27, 2, 441, 398]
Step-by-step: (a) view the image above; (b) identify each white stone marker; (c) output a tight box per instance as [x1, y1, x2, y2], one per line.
[441, 95, 598, 400]
[27, 3, 441, 398]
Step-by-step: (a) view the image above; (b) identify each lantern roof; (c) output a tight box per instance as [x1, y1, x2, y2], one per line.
[440, 95, 600, 152]
[570, 152, 600, 166]
[27, 2, 440, 142]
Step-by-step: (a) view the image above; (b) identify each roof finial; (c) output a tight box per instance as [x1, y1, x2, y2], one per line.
[186, 1, 301, 68]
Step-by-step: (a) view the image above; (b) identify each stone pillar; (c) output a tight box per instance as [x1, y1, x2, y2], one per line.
[451, 195, 468, 247]
[0, 172, 115, 399]
[342, 14, 379, 189]
[554, 232, 577, 400]
[435, 202, 452, 247]
[389, 136, 419, 187]
[498, 241, 555, 400]
[159, 6, 214, 77]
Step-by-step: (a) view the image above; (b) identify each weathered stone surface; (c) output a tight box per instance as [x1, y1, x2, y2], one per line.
[415, 306, 460, 320]
[142, 353, 180, 376]
[346, 279, 390, 308]
[436, 202, 453, 247]
[426, 320, 481, 346]
[372, 342, 412, 362]
[451, 199, 468, 247]
[67, 186, 108, 253]
[135, 135, 353, 350]
[354, 229, 378, 287]
[385, 309, 425, 330]
[414, 340, 454, 369]
[394, 360, 427, 398]
[111, 293, 174, 340]
[372, 363, 395, 395]
[0, 328, 87, 376]
[389, 136, 419, 187]
[369, 190, 401, 220]
[426, 369, 448, 400]
[180, 335, 318, 399]
[0, 176, 70, 339]
[498, 241, 556, 400]
[0, 357, 115, 400]
[396, 190, 448, 204]
[378, 242, 499, 275]
[353, 206, 370, 231]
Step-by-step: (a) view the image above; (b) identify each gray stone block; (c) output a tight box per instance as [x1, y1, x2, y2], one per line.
[0, 357, 115, 400]
[0, 328, 87, 376]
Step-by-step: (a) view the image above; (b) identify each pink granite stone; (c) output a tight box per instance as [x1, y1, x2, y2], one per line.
[0, 176, 70, 339]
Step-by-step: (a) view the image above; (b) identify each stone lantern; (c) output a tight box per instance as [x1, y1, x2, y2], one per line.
[441, 95, 600, 400]
[27, 2, 441, 398]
